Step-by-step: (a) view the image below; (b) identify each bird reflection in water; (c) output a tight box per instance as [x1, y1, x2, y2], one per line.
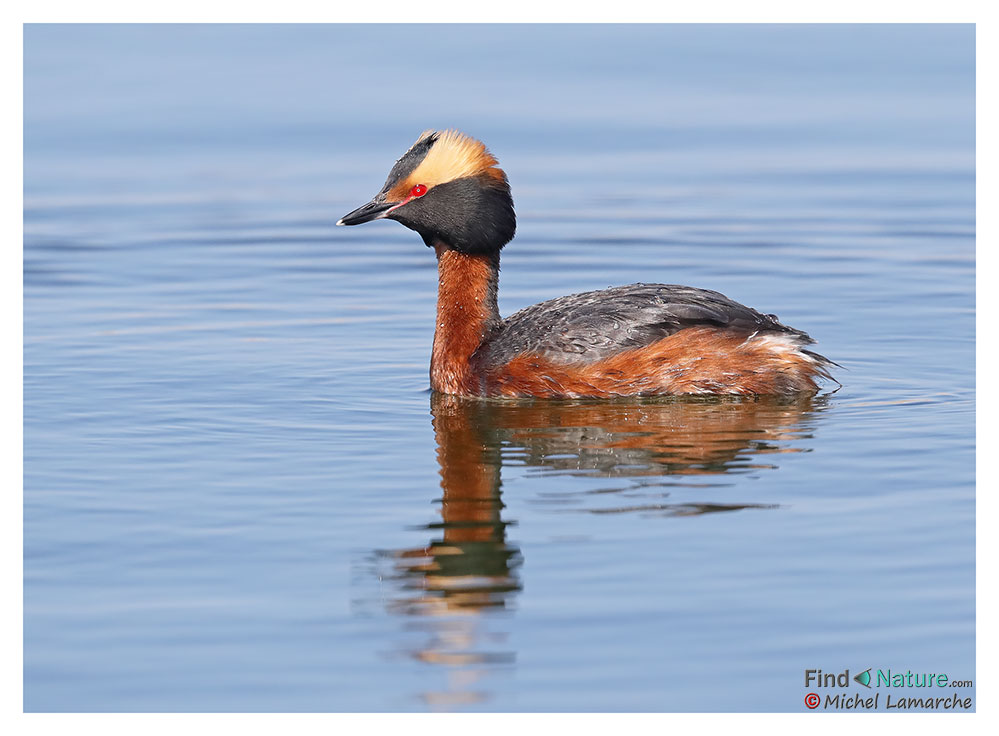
[377, 393, 824, 707]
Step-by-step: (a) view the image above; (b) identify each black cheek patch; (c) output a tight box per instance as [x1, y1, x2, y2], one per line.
[408, 175, 516, 254]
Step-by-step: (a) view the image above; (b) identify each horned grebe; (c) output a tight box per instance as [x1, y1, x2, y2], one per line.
[338, 130, 834, 398]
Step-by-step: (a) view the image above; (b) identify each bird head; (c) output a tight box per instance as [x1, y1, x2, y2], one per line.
[338, 130, 516, 254]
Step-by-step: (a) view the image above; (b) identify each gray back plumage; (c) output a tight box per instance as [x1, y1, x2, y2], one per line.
[476, 283, 813, 366]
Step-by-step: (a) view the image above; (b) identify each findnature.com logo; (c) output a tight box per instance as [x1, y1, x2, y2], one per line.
[803, 668, 974, 711]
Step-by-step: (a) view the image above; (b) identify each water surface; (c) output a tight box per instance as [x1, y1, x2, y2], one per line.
[24, 24, 975, 711]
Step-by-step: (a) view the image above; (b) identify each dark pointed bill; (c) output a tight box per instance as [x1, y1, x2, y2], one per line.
[336, 198, 397, 226]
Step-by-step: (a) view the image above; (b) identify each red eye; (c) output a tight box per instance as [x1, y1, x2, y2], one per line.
[410, 183, 427, 198]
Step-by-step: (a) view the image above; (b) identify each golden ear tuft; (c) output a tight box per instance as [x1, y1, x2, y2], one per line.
[409, 129, 502, 188]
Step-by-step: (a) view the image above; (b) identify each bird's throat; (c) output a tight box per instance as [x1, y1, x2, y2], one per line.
[430, 245, 500, 395]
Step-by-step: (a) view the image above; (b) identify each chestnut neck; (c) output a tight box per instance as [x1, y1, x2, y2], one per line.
[430, 243, 500, 395]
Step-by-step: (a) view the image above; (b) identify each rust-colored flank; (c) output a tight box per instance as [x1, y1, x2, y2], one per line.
[481, 328, 824, 398]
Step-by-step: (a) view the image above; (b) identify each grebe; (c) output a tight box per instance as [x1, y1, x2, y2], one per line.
[338, 130, 834, 398]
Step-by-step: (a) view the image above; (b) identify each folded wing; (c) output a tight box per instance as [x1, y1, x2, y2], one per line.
[476, 283, 815, 366]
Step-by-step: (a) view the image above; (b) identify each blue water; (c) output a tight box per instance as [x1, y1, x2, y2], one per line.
[24, 24, 975, 712]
